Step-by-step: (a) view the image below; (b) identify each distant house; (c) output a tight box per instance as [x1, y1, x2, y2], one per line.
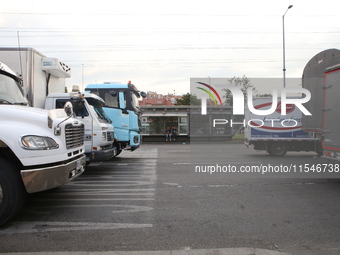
[139, 91, 182, 106]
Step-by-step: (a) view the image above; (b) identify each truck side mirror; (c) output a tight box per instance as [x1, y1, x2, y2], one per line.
[64, 101, 73, 116]
[140, 91, 147, 98]
[110, 90, 117, 97]
[77, 97, 86, 118]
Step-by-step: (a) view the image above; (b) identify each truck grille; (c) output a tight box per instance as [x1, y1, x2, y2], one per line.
[107, 131, 114, 141]
[65, 123, 85, 149]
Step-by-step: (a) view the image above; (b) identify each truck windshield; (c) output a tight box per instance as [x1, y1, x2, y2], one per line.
[86, 97, 112, 124]
[86, 88, 141, 114]
[0, 73, 28, 105]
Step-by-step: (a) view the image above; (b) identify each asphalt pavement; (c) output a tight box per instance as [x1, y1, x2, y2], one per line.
[1, 144, 339, 255]
[0, 247, 292, 255]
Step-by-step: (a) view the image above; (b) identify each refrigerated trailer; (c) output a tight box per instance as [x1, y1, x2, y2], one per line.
[0, 47, 71, 108]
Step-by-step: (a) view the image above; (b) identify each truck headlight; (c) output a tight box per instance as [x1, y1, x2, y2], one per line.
[102, 132, 107, 141]
[21, 135, 59, 150]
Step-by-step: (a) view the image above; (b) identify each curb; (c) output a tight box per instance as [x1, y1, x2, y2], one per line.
[0, 248, 292, 255]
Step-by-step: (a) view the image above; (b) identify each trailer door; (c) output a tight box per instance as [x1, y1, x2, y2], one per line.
[323, 66, 340, 155]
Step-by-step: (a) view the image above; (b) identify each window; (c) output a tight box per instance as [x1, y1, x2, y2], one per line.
[104, 92, 119, 108]
[180, 117, 187, 123]
[56, 99, 89, 117]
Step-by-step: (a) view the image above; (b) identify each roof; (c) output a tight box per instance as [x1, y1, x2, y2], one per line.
[47, 92, 105, 103]
[86, 83, 129, 90]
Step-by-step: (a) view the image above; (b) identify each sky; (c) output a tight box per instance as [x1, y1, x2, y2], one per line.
[1, 0, 340, 96]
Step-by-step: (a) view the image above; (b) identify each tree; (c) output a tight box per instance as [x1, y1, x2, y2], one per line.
[222, 76, 257, 106]
[175, 93, 200, 105]
[256, 93, 272, 97]
[149, 117, 165, 134]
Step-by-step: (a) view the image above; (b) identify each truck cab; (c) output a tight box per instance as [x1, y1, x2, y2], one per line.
[85, 81, 146, 156]
[0, 62, 86, 226]
[45, 92, 116, 163]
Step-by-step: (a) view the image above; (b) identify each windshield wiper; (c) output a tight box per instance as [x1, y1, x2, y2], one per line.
[0, 99, 14, 105]
[14, 102, 29, 105]
[96, 111, 112, 123]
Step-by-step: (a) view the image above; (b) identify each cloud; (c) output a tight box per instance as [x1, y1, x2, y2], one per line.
[1, 0, 340, 96]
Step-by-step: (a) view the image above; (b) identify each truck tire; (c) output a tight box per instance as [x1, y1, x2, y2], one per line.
[0, 158, 27, 226]
[115, 148, 122, 156]
[315, 142, 323, 156]
[269, 143, 288, 157]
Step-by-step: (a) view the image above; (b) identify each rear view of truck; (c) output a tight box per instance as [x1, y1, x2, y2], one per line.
[245, 97, 321, 156]
[321, 64, 340, 160]
[302, 48, 340, 161]
[0, 62, 86, 226]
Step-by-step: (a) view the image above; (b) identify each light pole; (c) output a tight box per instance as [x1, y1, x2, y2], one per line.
[282, 5, 293, 88]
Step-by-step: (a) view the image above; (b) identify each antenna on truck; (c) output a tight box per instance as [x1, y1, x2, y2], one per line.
[17, 31, 23, 78]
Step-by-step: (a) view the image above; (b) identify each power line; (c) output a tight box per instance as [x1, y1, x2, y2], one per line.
[1, 28, 339, 33]
[1, 12, 339, 17]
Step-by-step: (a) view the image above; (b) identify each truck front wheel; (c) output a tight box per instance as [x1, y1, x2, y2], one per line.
[115, 148, 122, 156]
[0, 158, 27, 226]
[268, 143, 288, 157]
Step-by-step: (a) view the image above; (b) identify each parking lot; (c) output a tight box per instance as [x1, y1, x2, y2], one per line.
[0, 143, 339, 255]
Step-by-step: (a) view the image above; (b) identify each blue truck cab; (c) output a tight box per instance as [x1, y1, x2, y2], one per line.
[85, 81, 146, 156]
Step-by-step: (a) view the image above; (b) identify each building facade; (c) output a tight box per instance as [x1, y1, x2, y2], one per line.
[140, 105, 241, 142]
[139, 91, 182, 106]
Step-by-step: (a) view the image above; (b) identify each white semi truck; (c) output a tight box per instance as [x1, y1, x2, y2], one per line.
[45, 92, 116, 163]
[0, 47, 116, 164]
[0, 62, 86, 226]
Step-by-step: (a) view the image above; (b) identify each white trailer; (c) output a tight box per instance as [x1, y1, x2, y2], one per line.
[245, 97, 321, 156]
[0, 47, 70, 108]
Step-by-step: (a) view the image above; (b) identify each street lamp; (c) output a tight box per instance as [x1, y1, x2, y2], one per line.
[282, 5, 293, 88]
